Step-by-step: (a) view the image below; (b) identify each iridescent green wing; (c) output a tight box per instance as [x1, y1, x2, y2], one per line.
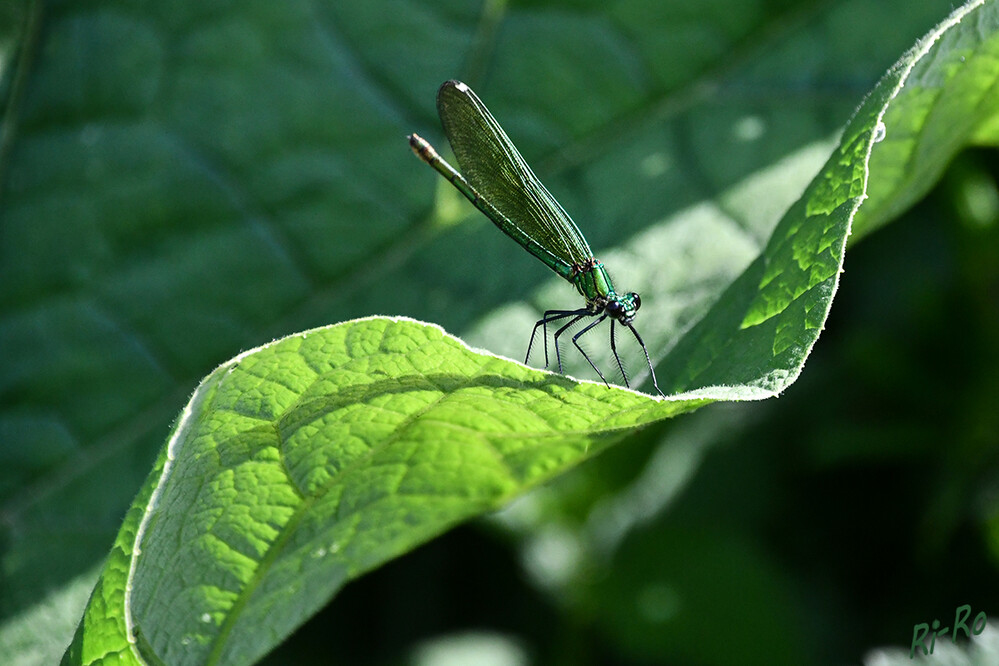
[436, 80, 593, 276]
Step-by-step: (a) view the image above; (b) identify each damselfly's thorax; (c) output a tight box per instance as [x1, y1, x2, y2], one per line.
[570, 258, 641, 323]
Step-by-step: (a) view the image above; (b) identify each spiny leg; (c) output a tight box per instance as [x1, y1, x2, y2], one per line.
[527, 308, 588, 367]
[551, 313, 590, 374]
[625, 322, 665, 398]
[609, 319, 630, 388]
[570, 314, 610, 387]
[527, 309, 584, 367]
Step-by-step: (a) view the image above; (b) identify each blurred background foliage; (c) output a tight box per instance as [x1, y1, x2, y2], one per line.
[1, 0, 998, 664]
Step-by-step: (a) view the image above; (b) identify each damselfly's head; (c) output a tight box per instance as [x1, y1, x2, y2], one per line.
[606, 292, 641, 324]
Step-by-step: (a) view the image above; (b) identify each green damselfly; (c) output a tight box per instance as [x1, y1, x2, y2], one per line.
[409, 80, 663, 397]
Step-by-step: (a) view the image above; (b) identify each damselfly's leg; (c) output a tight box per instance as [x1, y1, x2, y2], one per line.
[527, 308, 588, 367]
[609, 319, 629, 387]
[625, 322, 665, 398]
[569, 314, 610, 387]
[551, 313, 590, 374]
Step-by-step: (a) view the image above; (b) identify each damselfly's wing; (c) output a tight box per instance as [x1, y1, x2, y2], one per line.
[436, 80, 593, 269]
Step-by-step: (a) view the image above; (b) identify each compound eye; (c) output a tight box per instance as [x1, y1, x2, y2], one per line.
[630, 293, 642, 310]
[606, 300, 624, 316]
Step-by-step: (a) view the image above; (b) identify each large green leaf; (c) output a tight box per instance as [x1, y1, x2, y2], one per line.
[63, 318, 700, 665]
[1, 0, 996, 664]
